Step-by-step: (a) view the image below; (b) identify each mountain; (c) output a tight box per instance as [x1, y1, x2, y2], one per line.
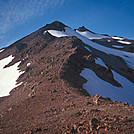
[0, 21, 134, 134]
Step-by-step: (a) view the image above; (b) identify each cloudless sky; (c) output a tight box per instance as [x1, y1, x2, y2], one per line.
[0, 0, 134, 48]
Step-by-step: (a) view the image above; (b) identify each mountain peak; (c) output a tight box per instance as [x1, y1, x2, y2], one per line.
[77, 26, 88, 31]
[43, 21, 67, 31]
[0, 21, 134, 134]
[75, 26, 96, 34]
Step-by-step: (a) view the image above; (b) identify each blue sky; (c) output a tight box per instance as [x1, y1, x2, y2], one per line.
[0, 0, 134, 48]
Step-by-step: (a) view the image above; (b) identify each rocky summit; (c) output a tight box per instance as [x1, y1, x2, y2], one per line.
[0, 21, 134, 134]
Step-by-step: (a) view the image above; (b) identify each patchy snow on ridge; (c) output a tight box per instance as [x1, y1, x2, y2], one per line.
[0, 55, 24, 97]
[95, 58, 107, 67]
[112, 45, 124, 48]
[112, 36, 124, 40]
[44, 27, 134, 69]
[76, 30, 109, 39]
[74, 30, 134, 70]
[118, 40, 131, 45]
[81, 68, 134, 105]
[45, 23, 134, 100]
[44, 27, 84, 38]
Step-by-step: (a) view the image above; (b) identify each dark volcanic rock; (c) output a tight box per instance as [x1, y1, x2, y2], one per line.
[16, 43, 27, 52]
[42, 21, 67, 32]
[89, 118, 99, 130]
[75, 26, 96, 34]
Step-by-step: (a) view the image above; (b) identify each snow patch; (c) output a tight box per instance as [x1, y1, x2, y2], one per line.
[0, 55, 24, 97]
[112, 45, 124, 48]
[43, 30, 68, 37]
[27, 63, 31, 66]
[80, 68, 134, 105]
[0, 49, 4, 53]
[76, 30, 109, 39]
[112, 36, 124, 40]
[95, 58, 107, 67]
[107, 40, 111, 42]
[118, 40, 131, 45]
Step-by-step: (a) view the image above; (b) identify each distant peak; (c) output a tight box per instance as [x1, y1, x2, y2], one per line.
[52, 21, 65, 25]
[78, 26, 87, 32]
[43, 21, 67, 31]
[75, 26, 96, 34]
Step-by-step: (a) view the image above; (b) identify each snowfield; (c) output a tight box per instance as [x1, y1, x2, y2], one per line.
[0, 55, 24, 97]
[81, 68, 134, 105]
[76, 30, 109, 39]
[43, 30, 68, 37]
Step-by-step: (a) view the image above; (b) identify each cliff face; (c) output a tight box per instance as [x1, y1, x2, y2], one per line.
[0, 21, 134, 134]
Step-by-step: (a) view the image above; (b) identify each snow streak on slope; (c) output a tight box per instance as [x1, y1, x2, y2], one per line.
[112, 45, 124, 48]
[76, 30, 109, 39]
[44, 27, 134, 69]
[0, 55, 24, 97]
[112, 36, 124, 40]
[118, 40, 131, 45]
[95, 58, 107, 68]
[84, 46, 92, 52]
[0, 49, 4, 53]
[81, 68, 134, 105]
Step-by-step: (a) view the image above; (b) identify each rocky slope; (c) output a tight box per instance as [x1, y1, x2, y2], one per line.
[0, 21, 134, 134]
